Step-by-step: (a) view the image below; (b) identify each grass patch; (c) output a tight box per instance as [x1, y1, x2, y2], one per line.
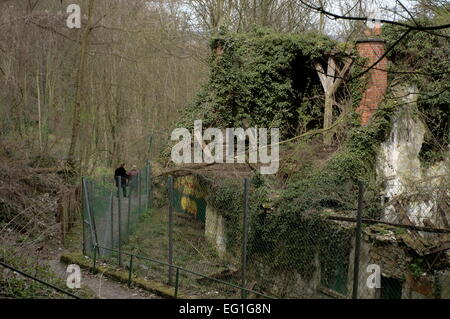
[0, 249, 95, 299]
[119, 207, 243, 298]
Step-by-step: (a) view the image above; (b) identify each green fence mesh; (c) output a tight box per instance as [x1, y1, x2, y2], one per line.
[82, 167, 449, 299]
[82, 164, 151, 259]
[164, 175, 449, 299]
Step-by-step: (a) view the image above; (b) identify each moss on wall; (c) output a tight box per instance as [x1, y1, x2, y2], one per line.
[164, 25, 448, 294]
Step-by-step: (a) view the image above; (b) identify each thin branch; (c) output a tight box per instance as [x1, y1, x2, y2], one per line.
[347, 28, 412, 83]
[396, 0, 418, 26]
[297, 0, 450, 31]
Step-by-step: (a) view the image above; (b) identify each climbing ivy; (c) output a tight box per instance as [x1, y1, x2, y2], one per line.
[168, 27, 423, 291]
[176, 27, 346, 138]
[204, 100, 397, 289]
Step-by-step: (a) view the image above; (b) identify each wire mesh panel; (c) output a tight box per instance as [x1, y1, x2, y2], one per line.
[82, 179, 96, 257]
[82, 164, 151, 259]
[120, 175, 170, 284]
[241, 178, 359, 299]
[83, 167, 449, 299]
[89, 180, 113, 257]
[171, 175, 247, 298]
[354, 181, 450, 299]
[170, 175, 234, 297]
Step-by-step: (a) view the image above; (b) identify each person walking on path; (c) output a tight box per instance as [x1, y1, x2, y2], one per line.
[114, 163, 128, 197]
[127, 165, 139, 194]
[128, 165, 139, 181]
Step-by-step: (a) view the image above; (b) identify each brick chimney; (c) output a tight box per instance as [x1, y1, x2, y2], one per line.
[356, 23, 388, 125]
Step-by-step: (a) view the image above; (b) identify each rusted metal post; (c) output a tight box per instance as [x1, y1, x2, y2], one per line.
[353, 181, 364, 299]
[168, 175, 174, 285]
[241, 178, 249, 299]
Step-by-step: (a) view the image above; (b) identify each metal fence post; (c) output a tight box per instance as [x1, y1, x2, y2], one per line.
[82, 177, 99, 257]
[175, 267, 180, 298]
[241, 178, 249, 299]
[92, 244, 97, 274]
[109, 192, 114, 252]
[127, 181, 132, 240]
[145, 165, 149, 211]
[128, 255, 134, 288]
[148, 161, 152, 210]
[148, 135, 153, 161]
[138, 172, 142, 215]
[168, 175, 174, 285]
[352, 181, 364, 299]
[117, 176, 123, 267]
[81, 183, 86, 256]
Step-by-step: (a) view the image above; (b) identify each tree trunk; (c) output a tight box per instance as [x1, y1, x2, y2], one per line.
[323, 92, 333, 146]
[67, 0, 95, 168]
[36, 63, 42, 152]
[315, 56, 353, 147]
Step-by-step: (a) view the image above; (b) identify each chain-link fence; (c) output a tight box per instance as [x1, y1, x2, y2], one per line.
[82, 166, 449, 299]
[354, 180, 450, 299]
[82, 163, 152, 263]
[159, 175, 448, 299]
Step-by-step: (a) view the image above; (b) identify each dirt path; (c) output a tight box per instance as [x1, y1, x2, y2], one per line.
[48, 251, 160, 299]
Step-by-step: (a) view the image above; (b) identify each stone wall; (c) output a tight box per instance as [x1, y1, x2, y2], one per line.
[355, 225, 449, 299]
[204, 201, 227, 259]
[376, 84, 449, 226]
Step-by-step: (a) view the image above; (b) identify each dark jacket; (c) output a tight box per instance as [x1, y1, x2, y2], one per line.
[114, 167, 128, 186]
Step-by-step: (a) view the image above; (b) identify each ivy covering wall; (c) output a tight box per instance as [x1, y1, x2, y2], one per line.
[176, 27, 348, 138]
[168, 22, 448, 296]
[205, 101, 396, 295]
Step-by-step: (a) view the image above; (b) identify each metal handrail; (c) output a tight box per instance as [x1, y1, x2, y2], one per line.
[0, 261, 81, 299]
[92, 244, 275, 299]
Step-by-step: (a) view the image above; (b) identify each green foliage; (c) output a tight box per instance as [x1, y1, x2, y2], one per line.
[207, 175, 354, 286]
[172, 25, 444, 290]
[409, 258, 426, 278]
[250, 172, 265, 188]
[383, 18, 449, 165]
[280, 101, 396, 219]
[205, 100, 397, 288]
[347, 57, 369, 111]
[207, 179, 246, 250]
[177, 27, 342, 138]
[250, 190, 353, 278]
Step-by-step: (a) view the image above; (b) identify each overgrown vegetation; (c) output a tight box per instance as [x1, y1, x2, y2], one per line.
[205, 99, 397, 296]
[170, 27, 410, 296]
[0, 249, 94, 299]
[0, 141, 64, 240]
[0, 141, 86, 298]
[176, 27, 355, 138]
[2, 0, 448, 300]
[383, 18, 449, 165]
[121, 208, 235, 298]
